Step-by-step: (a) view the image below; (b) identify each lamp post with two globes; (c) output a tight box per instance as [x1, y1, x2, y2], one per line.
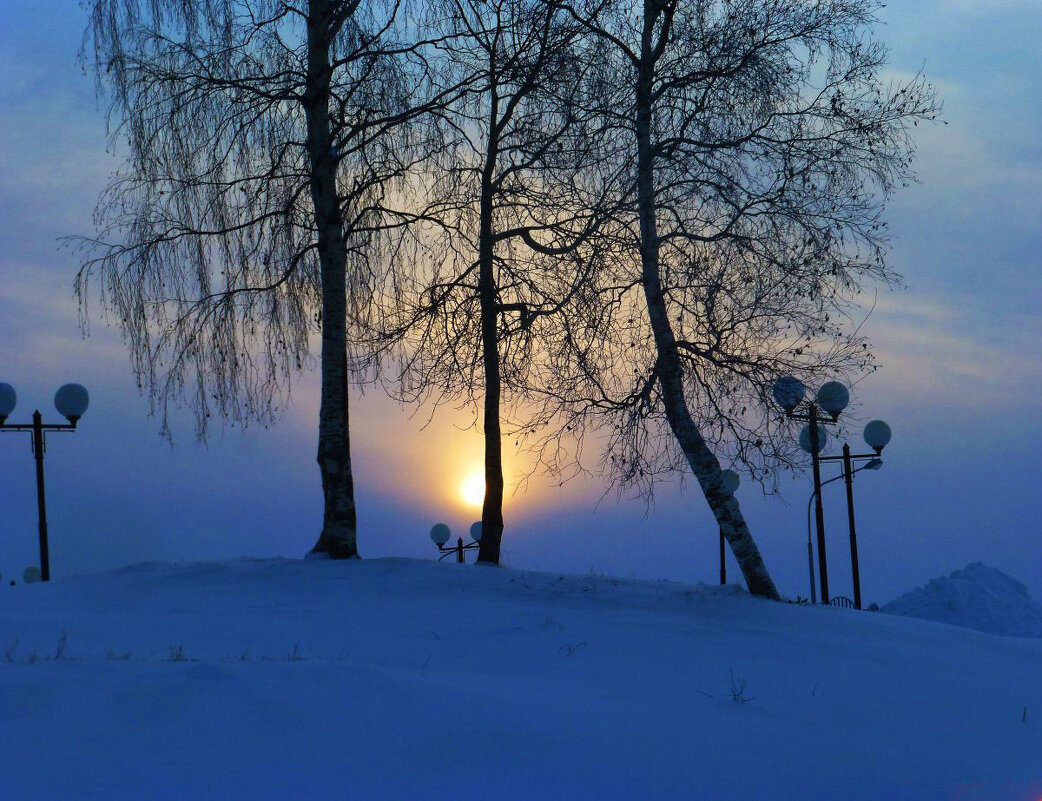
[0, 382, 90, 582]
[429, 521, 483, 563]
[773, 377, 847, 604]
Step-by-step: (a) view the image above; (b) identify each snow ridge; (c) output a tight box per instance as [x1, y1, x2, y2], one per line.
[882, 562, 1042, 637]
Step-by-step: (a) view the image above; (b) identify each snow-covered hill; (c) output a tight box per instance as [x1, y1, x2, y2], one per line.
[1, 558, 1039, 800]
[882, 562, 1042, 637]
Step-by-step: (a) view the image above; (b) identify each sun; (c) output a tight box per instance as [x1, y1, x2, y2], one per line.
[460, 470, 485, 508]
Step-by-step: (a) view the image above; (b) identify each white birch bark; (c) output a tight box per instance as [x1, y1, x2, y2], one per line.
[634, 0, 777, 599]
[476, 91, 506, 566]
[305, 0, 358, 559]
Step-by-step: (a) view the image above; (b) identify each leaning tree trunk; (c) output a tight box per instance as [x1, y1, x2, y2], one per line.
[633, 6, 778, 599]
[476, 97, 506, 566]
[305, 0, 359, 559]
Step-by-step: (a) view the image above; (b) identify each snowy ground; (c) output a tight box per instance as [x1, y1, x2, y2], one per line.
[1, 558, 1040, 800]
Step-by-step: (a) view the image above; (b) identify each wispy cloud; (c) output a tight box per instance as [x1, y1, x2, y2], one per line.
[942, 0, 1040, 9]
[865, 291, 1042, 411]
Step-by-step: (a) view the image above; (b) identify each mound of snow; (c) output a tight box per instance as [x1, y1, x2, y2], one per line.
[882, 562, 1042, 637]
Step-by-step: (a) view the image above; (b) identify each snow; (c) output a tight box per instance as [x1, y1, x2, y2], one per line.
[882, 562, 1042, 638]
[1, 558, 1040, 799]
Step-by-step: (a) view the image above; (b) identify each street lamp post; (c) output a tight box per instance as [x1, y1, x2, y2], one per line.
[842, 444, 861, 607]
[774, 377, 847, 603]
[806, 453, 883, 608]
[430, 521, 482, 563]
[0, 383, 90, 582]
[774, 377, 890, 606]
[719, 469, 740, 585]
[816, 422, 891, 609]
[808, 402, 830, 603]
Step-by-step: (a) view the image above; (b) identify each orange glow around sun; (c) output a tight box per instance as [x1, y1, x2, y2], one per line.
[460, 470, 485, 508]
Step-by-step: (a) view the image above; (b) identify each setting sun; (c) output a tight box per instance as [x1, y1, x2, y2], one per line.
[460, 470, 485, 508]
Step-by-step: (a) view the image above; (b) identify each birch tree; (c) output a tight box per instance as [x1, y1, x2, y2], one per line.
[75, 0, 443, 558]
[378, 0, 611, 564]
[529, 0, 938, 597]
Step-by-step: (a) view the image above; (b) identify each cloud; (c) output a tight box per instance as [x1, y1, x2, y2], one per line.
[863, 291, 1042, 411]
[943, 0, 1040, 8]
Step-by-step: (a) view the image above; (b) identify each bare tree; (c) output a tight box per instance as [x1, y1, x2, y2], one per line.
[527, 0, 939, 597]
[376, 0, 612, 564]
[75, 0, 442, 558]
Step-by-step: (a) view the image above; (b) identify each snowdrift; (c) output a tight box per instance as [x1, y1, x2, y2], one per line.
[882, 562, 1042, 637]
[1, 558, 1039, 800]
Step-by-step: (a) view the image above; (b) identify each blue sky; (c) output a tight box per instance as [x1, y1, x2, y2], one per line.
[1, 0, 1039, 602]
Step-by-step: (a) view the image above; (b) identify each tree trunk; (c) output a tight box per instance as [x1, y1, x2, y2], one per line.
[477, 90, 506, 566]
[305, 0, 359, 559]
[634, 3, 778, 599]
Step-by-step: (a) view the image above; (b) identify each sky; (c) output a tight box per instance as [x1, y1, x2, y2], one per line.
[1, 0, 1039, 603]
